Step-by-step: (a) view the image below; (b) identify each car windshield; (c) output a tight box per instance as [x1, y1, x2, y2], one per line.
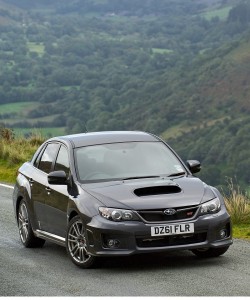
[75, 141, 186, 183]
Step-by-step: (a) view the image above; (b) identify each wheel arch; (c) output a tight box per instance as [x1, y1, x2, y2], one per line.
[68, 210, 79, 222]
[15, 195, 24, 220]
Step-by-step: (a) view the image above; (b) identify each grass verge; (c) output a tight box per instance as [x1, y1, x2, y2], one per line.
[223, 179, 250, 224]
[0, 127, 45, 183]
[222, 179, 250, 240]
[0, 159, 17, 183]
[233, 224, 250, 240]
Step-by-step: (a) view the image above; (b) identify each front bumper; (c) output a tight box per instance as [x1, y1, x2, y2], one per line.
[85, 209, 233, 256]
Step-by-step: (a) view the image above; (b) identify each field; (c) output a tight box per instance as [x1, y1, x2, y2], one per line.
[152, 48, 174, 55]
[14, 127, 65, 137]
[0, 102, 65, 138]
[201, 6, 232, 21]
[27, 42, 45, 56]
[0, 101, 38, 114]
[161, 117, 227, 140]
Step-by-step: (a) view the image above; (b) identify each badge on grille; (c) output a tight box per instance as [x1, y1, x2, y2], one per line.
[164, 208, 176, 215]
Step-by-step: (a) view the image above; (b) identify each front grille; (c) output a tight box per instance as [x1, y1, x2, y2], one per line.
[136, 232, 207, 248]
[137, 205, 199, 223]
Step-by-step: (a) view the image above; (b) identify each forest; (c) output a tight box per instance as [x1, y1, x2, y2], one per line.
[0, 0, 250, 188]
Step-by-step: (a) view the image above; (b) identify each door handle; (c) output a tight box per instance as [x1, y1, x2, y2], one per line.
[29, 178, 34, 185]
[45, 186, 51, 195]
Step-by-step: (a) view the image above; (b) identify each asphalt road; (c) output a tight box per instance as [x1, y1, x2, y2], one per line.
[1, 184, 250, 297]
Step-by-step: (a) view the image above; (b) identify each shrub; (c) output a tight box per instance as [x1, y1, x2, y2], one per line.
[223, 179, 250, 224]
[0, 127, 14, 142]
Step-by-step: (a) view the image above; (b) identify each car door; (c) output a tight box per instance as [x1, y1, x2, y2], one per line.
[44, 144, 70, 238]
[31, 142, 60, 231]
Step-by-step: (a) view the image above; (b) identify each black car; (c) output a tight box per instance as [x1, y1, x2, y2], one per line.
[13, 131, 232, 268]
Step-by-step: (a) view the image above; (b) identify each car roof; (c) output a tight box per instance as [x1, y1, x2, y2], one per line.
[49, 131, 159, 148]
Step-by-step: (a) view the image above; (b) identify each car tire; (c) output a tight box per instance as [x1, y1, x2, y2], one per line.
[191, 246, 230, 258]
[18, 199, 45, 248]
[66, 216, 97, 268]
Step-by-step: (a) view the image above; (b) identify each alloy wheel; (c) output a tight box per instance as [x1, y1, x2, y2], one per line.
[18, 202, 29, 243]
[67, 219, 92, 264]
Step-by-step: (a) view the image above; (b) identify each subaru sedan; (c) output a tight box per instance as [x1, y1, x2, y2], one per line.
[13, 131, 232, 268]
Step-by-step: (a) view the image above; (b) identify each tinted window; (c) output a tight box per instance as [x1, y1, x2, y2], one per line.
[54, 145, 70, 176]
[75, 141, 185, 182]
[38, 143, 59, 173]
[34, 145, 46, 168]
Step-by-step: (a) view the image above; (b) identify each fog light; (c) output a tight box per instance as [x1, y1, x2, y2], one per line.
[219, 229, 227, 239]
[107, 239, 120, 248]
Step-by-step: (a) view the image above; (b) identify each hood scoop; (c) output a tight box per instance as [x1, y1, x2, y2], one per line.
[134, 185, 181, 197]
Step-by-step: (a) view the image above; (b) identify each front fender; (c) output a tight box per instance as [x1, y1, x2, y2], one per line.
[13, 173, 38, 231]
[13, 174, 31, 218]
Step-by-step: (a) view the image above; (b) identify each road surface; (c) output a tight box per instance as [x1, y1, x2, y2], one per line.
[0, 184, 250, 296]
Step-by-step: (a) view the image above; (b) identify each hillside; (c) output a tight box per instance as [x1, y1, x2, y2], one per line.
[0, 0, 250, 188]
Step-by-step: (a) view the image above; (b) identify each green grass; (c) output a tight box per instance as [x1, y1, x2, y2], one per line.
[161, 125, 186, 140]
[2, 114, 61, 125]
[0, 102, 65, 138]
[0, 129, 45, 183]
[0, 159, 17, 183]
[27, 42, 45, 56]
[62, 86, 80, 91]
[14, 127, 65, 137]
[152, 48, 174, 54]
[233, 224, 250, 240]
[161, 117, 228, 140]
[224, 179, 250, 225]
[222, 180, 250, 240]
[0, 102, 38, 115]
[201, 6, 232, 21]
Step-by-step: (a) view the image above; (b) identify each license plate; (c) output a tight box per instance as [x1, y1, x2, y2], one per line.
[151, 223, 194, 237]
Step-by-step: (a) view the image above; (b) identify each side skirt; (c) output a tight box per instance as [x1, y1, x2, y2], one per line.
[35, 229, 66, 247]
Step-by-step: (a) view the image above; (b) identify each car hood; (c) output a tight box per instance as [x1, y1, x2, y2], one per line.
[82, 176, 216, 210]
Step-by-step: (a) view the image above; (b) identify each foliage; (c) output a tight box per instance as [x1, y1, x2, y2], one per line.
[0, 126, 45, 166]
[223, 178, 250, 225]
[0, 0, 250, 187]
[0, 126, 14, 142]
[168, 116, 250, 189]
[228, 2, 250, 25]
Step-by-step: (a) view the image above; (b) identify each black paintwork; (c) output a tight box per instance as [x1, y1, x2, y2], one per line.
[13, 131, 232, 257]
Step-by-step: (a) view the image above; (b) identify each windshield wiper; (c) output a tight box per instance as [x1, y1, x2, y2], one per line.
[167, 172, 186, 177]
[122, 175, 160, 181]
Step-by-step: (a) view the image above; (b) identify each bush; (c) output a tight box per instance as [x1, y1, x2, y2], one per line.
[223, 179, 250, 224]
[0, 126, 14, 142]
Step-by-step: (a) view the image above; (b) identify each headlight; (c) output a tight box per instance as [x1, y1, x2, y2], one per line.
[99, 207, 140, 222]
[200, 197, 221, 214]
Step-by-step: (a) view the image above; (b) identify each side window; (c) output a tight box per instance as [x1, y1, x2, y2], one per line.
[38, 143, 59, 174]
[34, 145, 46, 169]
[54, 145, 70, 177]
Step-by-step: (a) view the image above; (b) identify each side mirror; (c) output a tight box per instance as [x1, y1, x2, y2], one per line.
[48, 170, 68, 185]
[186, 160, 201, 174]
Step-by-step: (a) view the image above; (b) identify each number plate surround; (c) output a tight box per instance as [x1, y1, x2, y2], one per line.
[151, 223, 194, 237]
